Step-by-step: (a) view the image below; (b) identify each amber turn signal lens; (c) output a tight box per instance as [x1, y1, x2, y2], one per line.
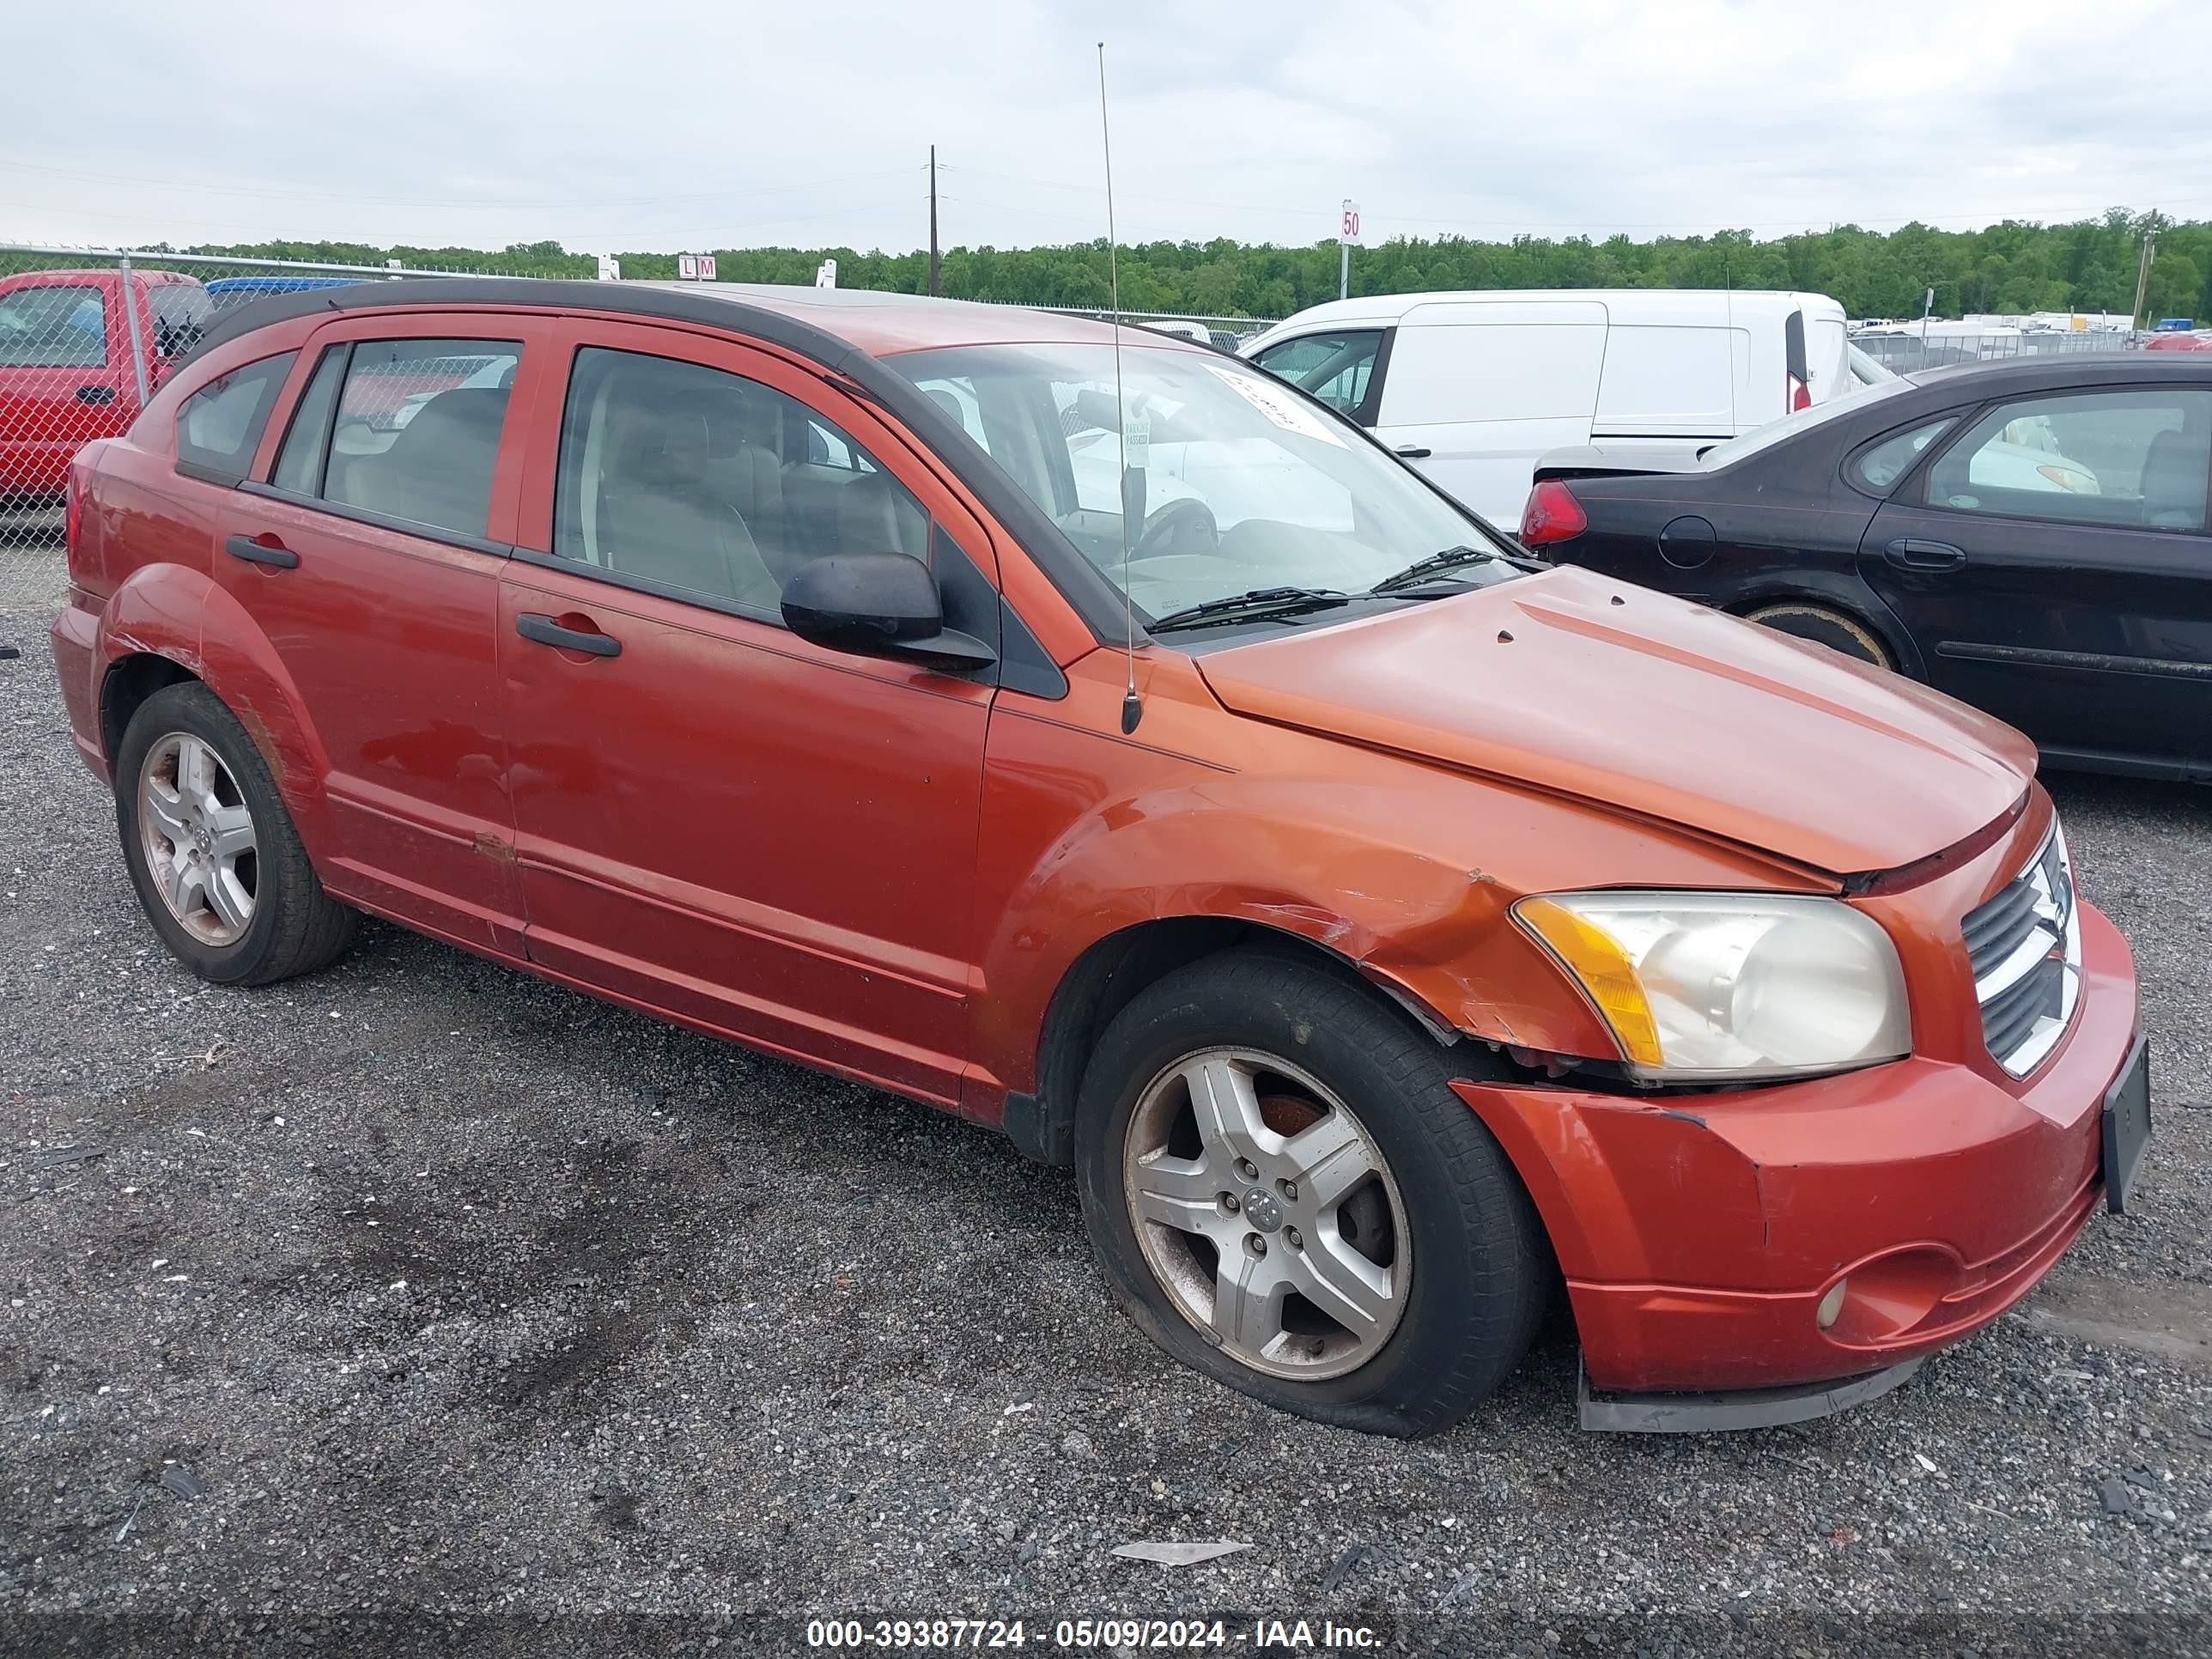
[1512, 896, 1665, 1067]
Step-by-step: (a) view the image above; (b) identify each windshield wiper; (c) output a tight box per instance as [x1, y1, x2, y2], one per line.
[1366, 544, 1507, 595]
[1146, 586, 1351, 633]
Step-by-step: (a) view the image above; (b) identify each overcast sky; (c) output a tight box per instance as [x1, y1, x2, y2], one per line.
[7, 0, 2209, 254]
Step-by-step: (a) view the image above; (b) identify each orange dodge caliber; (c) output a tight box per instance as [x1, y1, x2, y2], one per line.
[52, 282, 2150, 1436]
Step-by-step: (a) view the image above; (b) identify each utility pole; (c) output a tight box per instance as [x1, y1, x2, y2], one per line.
[928, 144, 941, 297]
[2130, 219, 2159, 332]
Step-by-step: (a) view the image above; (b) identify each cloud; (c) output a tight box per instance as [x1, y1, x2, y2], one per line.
[3, 0, 2204, 253]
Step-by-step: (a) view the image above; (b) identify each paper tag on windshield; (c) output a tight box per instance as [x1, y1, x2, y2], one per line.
[1201, 362, 1346, 447]
[1122, 411, 1150, 468]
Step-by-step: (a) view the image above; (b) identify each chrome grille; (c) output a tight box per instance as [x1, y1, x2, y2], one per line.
[1963, 823, 2080, 1077]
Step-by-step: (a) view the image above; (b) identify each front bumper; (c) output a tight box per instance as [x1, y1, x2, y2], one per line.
[1455, 899, 2137, 1396]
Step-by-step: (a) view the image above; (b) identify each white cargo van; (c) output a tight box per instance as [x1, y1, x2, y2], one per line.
[1241, 289, 1853, 526]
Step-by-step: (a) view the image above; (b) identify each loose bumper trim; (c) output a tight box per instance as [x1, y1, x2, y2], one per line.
[1577, 1353, 1926, 1433]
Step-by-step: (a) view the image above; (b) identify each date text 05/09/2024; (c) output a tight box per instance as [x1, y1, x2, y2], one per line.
[805, 1618, 1382, 1650]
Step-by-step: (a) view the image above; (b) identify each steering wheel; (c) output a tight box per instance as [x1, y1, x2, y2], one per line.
[1131, 496, 1219, 559]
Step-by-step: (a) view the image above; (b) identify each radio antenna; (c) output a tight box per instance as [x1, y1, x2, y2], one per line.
[1723, 251, 1739, 438]
[1097, 40, 1142, 735]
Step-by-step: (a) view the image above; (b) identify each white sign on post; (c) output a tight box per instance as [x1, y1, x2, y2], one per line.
[816, 258, 838, 289]
[697, 254, 718, 282]
[1340, 200, 1363, 246]
[678, 253, 699, 281]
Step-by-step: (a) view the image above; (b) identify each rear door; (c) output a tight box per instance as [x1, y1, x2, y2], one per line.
[1592, 325, 1751, 441]
[1858, 382, 2212, 771]
[495, 318, 999, 1104]
[0, 273, 131, 501]
[216, 312, 556, 951]
[1370, 301, 1607, 526]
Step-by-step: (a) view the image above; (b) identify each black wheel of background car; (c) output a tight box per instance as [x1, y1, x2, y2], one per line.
[1073, 949, 1548, 1438]
[114, 681, 358, 987]
[1741, 601, 1897, 670]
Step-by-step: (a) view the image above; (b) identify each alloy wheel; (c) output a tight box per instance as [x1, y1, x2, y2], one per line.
[1121, 1048, 1411, 1381]
[137, 732, 259, 946]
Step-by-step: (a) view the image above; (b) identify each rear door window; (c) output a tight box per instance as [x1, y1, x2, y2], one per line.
[269, 344, 348, 495]
[0, 283, 107, 367]
[279, 337, 522, 540]
[174, 352, 296, 480]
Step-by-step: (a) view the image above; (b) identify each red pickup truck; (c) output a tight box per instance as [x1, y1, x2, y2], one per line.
[0, 267, 210, 530]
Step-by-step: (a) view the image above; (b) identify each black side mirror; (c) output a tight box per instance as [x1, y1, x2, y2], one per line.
[781, 552, 996, 673]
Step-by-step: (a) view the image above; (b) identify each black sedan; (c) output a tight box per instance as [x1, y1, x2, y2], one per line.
[1520, 356, 2212, 781]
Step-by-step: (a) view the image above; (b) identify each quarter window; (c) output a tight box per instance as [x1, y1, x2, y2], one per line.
[0, 283, 106, 368]
[1923, 389, 2212, 532]
[1850, 417, 1954, 493]
[175, 352, 296, 479]
[283, 337, 523, 539]
[551, 346, 928, 617]
[1252, 331, 1386, 420]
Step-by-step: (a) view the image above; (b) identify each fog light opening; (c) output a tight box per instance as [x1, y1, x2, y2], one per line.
[1815, 1279, 1849, 1331]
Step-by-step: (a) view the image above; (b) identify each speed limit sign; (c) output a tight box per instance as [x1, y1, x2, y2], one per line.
[1340, 200, 1362, 246]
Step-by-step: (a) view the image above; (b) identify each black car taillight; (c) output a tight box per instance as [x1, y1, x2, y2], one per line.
[1519, 479, 1588, 546]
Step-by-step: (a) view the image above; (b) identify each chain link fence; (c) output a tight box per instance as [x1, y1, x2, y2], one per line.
[0, 242, 521, 653]
[1015, 306, 1278, 352]
[1849, 325, 2143, 374]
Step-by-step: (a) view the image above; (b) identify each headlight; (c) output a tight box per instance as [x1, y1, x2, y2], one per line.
[1511, 891, 1911, 1082]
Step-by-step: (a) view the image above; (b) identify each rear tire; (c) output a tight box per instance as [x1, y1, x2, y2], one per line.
[1073, 950, 1547, 1437]
[1741, 600, 1896, 670]
[115, 681, 358, 986]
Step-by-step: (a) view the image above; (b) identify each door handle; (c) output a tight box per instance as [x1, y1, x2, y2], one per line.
[225, 534, 299, 569]
[1393, 443, 1432, 459]
[517, 612, 621, 658]
[1883, 538, 1966, 571]
[76, 385, 118, 405]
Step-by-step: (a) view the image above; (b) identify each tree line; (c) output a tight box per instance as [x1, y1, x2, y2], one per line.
[18, 210, 2207, 325]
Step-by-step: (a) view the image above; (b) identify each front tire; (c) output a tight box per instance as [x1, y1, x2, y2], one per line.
[115, 681, 357, 986]
[1074, 951, 1547, 1437]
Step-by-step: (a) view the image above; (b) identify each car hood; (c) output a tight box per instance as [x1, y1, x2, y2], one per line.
[1194, 566, 2036, 877]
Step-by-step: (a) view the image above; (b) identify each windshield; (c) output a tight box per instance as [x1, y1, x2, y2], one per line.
[887, 343, 1518, 623]
[1698, 374, 1914, 470]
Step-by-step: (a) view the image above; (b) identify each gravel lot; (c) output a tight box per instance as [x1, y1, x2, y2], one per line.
[3, 542, 2209, 1657]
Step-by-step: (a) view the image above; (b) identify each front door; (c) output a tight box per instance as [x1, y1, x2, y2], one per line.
[1858, 383, 2212, 773]
[496, 320, 997, 1105]
[213, 315, 553, 951]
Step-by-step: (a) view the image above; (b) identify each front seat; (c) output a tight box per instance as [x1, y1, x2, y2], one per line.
[2139, 428, 2209, 532]
[597, 403, 780, 610]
